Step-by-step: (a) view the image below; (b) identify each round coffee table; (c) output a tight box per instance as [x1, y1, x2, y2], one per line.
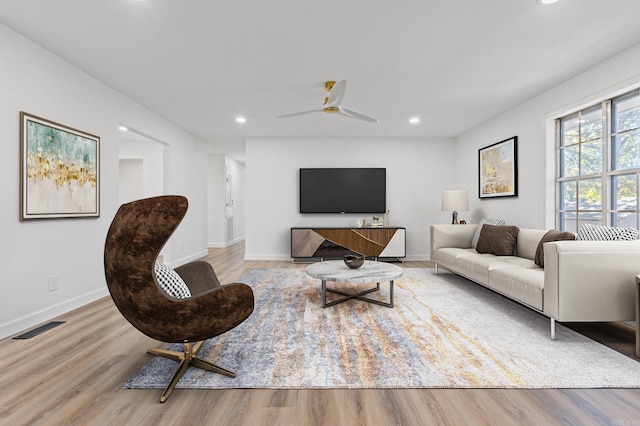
[306, 260, 403, 308]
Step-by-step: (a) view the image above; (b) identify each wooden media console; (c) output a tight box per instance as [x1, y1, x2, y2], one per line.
[291, 227, 406, 261]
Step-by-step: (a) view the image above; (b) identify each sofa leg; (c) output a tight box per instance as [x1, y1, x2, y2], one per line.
[550, 318, 556, 340]
[435, 263, 438, 275]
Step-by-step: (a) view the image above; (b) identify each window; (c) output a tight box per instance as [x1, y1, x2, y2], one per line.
[556, 89, 640, 232]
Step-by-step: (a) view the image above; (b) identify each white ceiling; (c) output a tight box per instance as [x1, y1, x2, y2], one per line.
[2, 0, 640, 161]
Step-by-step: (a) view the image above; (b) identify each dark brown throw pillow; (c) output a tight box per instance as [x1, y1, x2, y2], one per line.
[475, 224, 519, 256]
[534, 230, 576, 268]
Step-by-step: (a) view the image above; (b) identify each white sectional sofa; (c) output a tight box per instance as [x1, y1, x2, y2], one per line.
[430, 224, 640, 339]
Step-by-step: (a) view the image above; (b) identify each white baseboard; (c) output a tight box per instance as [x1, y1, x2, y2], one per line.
[228, 236, 245, 246]
[0, 287, 109, 340]
[169, 249, 209, 268]
[244, 254, 292, 261]
[404, 254, 431, 261]
[207, 236, 245, 249]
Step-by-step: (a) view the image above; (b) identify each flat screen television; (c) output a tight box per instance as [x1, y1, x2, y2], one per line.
[299, 168, 386, 214]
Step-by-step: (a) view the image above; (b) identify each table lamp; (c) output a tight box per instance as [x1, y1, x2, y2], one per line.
[441, 190, 469, 224]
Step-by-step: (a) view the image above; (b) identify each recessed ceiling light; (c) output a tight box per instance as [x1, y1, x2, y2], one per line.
[235, 116, 246, 123]
[409, 117, 420, 124]
[540, 0, 560, 4]
[118, 125, 128, 131]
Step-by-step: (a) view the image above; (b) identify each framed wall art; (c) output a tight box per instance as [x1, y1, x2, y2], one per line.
[20, 112, 100, 220]
[478, 136, 518, 199]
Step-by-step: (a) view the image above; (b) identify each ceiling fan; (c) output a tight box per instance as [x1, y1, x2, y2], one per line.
[278, 78, 378, 123]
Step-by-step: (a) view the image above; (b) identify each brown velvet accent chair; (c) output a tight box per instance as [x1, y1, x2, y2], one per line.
[103, 195, 254, 402]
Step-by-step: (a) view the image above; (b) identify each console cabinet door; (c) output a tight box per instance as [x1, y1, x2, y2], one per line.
[291, 228, 405, 259]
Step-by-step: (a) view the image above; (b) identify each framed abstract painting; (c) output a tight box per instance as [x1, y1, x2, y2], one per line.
[478, 136, 518, 199]
[20, 112, 100, 220]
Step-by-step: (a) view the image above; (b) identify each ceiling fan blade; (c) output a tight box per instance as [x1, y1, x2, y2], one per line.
[340, 107, 378, 123]
[325, 78, 347, 108]
[277, 109, 322, 118]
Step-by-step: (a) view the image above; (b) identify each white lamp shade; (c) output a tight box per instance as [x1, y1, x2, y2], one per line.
[441, 190, 469, 212]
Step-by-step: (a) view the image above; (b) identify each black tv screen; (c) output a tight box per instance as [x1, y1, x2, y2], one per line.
[299, 168, 386, 214]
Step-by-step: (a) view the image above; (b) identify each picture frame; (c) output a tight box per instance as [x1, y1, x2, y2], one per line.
[20, 112, 100, 220]
[478, 136, 518, 199]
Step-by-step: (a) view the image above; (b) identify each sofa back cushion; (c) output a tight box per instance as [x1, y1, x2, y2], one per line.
[516, 228, 548, 261]
[476, 224, 519, 256]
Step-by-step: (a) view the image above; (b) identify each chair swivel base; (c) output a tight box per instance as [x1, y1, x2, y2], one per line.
[147, 340, 234, 403]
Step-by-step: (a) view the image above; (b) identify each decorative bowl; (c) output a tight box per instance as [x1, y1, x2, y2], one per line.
[343, 254, 365, 269]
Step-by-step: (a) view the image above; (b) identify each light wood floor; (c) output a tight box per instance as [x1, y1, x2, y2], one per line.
[1, 242, 639, 425]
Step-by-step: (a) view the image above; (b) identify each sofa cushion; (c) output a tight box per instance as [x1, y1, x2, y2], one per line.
[516, 228, 548, 261]
[456, 254, 531, 284]
[534, 230, 576, 268]
[488, 266, 544, 311]
[471, 218, 506, 248]
[432, 247, 477, 267]
[475, 224, 519, 256]
[577, 223, 640, 241]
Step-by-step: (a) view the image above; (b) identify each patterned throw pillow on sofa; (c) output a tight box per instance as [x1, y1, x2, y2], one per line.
[577, 223, 640, 241]
[154, 262, 192, 299]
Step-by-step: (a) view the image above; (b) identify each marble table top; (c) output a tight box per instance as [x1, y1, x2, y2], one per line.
[306, 260, 403, 283]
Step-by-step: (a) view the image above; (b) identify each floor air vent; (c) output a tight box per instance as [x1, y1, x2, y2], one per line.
[13, 321, 66, 339]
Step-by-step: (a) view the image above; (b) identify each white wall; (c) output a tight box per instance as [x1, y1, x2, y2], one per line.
[456, 42, 640, 230]
[119, 159, 144, 204]
[118, 137, 165, 204]
[207, 154, 226, 246]
[245, 137, 456, 260]
[160, 140, 209, 264]
[0, 23, 209, 339]
[245, 41, 640, 261]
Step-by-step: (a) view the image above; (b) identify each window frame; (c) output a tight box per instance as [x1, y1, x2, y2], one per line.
[555, 89, 640, 232]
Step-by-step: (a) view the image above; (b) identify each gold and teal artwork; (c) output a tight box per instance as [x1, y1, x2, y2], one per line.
[21, 113, 100, 220]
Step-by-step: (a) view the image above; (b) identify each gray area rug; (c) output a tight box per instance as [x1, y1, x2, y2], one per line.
[124, 267, 640, 389]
